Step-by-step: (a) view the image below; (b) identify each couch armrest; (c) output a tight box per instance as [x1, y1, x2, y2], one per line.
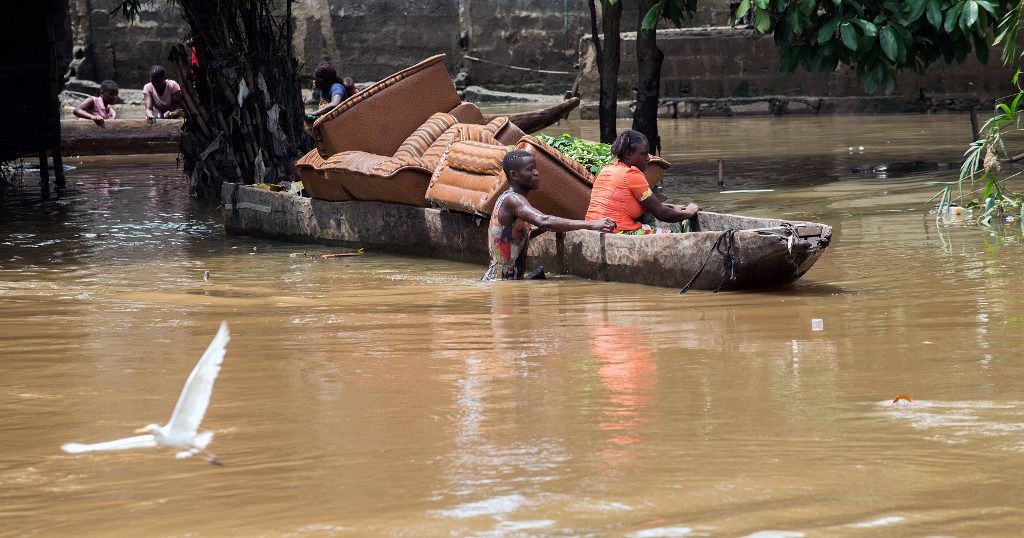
[312, 54, 461, 158]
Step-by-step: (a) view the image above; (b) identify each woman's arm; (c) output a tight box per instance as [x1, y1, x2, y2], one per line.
[143, 92, 155, 123]
[309, 94, 344, 119]
[640, 196, 699, 222]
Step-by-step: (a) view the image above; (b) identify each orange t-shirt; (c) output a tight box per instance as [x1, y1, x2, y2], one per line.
[585, 162, 653, 232]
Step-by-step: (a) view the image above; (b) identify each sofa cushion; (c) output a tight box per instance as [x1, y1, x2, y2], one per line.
[422, 116, 509, 164]
[425, 140, 512, 216]
[392, 112, 458, 162]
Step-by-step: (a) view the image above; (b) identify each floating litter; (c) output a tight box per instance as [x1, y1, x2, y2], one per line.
[720, 189, 775, 194]
[811, 318, 823, 331]
[892, 394, 914, 405]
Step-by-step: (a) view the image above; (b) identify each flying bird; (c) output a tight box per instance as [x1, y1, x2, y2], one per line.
[62, 322, 230, 465]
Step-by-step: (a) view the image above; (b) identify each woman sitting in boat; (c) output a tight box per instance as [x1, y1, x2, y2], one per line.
[586, 130, 700, 234]
[484, 150, 616, 281]
[305, 63, 348, 123]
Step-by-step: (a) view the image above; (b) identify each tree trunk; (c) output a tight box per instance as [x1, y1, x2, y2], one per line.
[633, 0, 663, 155]
[171, 0, 309, 201]
[599, 0, 622, 144]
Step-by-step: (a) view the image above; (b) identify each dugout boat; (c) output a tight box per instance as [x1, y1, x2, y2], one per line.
[223, 183, 831, 291]
[234, 54, 831, 290]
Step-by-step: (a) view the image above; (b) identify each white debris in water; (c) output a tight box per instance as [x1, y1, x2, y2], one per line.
[628, 526, 694, 537]
[478, 519, 555, 536]
[811, 318, 823, 331]
[432, 494, 526, 519]
[848, 515, 906, 528]
[742, 531, 804, 538]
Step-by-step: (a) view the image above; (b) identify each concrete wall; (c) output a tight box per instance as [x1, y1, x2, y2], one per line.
[578, 27, 1015, 101]
[69, 0, 736, 93]
[293, 0, 459, 81]
[66, 1, 1014, 101]
[70, 0, 189, 87]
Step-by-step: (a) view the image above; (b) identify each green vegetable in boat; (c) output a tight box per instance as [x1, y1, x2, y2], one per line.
[536, 133, 614, 175]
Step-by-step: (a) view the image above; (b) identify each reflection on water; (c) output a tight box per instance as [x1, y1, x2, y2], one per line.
[2, 116, 1024, 535]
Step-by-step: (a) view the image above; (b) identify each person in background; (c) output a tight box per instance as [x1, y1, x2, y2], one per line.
[483, 150, 616, 281]
[73, 80, 118, 126]
[143, 65, 183, 123]
[342, 76, 359, 97]
[586, 130, 700, 234]
[305, 63, 347, 123]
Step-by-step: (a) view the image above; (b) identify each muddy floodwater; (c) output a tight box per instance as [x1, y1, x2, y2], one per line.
[3, 114, 1024, 536]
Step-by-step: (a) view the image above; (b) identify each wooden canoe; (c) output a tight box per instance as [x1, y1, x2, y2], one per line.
[222, 183, 831, 290]
[484, 97, 580, 134]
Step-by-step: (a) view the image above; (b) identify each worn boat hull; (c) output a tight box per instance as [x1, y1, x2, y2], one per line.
[223, 183, 832, 290]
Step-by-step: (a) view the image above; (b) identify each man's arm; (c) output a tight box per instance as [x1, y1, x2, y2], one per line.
[73, 98, 103, 125]
[508, 195, 614, 233]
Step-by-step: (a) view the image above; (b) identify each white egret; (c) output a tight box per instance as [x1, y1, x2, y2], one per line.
[62, 322, 230, 465]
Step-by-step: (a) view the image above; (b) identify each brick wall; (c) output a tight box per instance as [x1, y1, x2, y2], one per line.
[579, 27, 1015, 100]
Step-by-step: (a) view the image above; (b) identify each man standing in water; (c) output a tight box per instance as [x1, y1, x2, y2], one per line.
[483, 150, 615, 281]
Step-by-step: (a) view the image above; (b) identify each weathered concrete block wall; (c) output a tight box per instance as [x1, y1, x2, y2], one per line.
[76, 0, 189, 87]
[71, 0, 736, 92]
[458, 0, 589, 90]
[67, 1, 1014, 101]
[293, 0, 459, 81]
[579, 27, 1015, 100]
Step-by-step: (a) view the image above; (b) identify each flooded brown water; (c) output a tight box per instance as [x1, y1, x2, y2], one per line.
[3, 115, 1024, 536]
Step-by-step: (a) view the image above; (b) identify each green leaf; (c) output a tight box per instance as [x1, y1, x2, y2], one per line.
[860, 33, 877, 51]
[733, 0, 750, 24]
[974, 31, 990, 63]
[905, 0, 928, 21]
[880, 26, 897, 60]
[800, 0, 815, 17]
[883, 69, 896, 94]
[818, 17, 842, 44]
[840, 22, 859, 50]
[641, 2, 663, 31]
[786, 7, 803, 33]
[926, 0, 942, 28]
[755, 8, 771, 32]
[862, 62, 884, 93]
[961, 0, 979, 29]
[853, 18, 878, 36]
[754, 0, 768, 9]
[945, 2, 963, 33]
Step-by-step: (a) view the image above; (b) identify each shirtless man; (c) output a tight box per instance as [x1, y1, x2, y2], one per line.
[483, 150, 615, 281]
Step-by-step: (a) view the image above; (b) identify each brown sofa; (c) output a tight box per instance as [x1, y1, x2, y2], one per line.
[295, 53, 670, 217]
[317, 115, 514, 206]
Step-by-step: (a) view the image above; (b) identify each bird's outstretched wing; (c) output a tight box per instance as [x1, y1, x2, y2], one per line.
[62, 434, 157, 453]
[165, 322, 229, 436]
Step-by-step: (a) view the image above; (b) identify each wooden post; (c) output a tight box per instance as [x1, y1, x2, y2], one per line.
[717, 159, 725, 188]
[38, 151, 50, 194]
[970, 107, 980, 142]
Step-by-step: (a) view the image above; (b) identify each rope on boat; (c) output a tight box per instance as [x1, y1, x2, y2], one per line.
[462, 55, 575, 76]
[679, 228, 738, 294]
